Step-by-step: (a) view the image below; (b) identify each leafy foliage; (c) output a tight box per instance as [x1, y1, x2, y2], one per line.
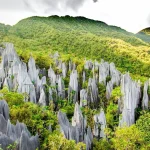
[93, 138, 112, 150]
[43, 132, 86, 150]
[111, 125, 147, 150]
[0, 16, 150, 77]
[136, 111, 150, 144]
[0, 88, 85, 149]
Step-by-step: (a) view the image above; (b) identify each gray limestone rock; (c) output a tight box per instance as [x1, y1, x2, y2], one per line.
[93, 110, 106, 138]
[87, 78, 99, 104]
[19, 131, 39, 150]
[58, 111, 70, 139]
[68, 70, 78, 103]
[84, 60, 93, 70]
[72, 103, 86, 142]
[0, 133, 15, 150]
[48, 67, 56, 86]
[82, 71, 86, 83]
[17, 62, 36, 103]
[99, 61, 109, 85]
[142, 80, 149, 109]
[28, 57, 38, 86]
[0, 100, 39, 150]
[0, 100, 9, 120]
[58, 103, 93, 150]
[39, 88, 46, 106]
[57, 76, 65, 99]
[106, 80, 113, 99]
[0, 114, 7, 134]
[109, 63, 121, 86]
[80, 89, 87, 107]
[119, 73, 141, 126]
[62, 62, 67, 78]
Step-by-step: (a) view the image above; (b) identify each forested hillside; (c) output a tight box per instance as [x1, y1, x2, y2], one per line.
[0, 43, 149, 150]
[0, 16, 150, 79]
[141, 28, 150, 35]
[136, 27, 150, 43]
[0, 16, 150, 150]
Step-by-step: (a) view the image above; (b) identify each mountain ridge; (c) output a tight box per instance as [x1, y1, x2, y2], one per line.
[0, 15, 150, 77]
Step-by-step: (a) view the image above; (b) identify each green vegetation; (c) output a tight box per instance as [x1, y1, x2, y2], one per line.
[136, 111, 150, 143]
[93, 123, 150, 150]
[140, 28, 150, 35]
[111, 125, 147, 150]
[136, 27, 150, 43]
[0, 16, 149, 78]
[111, 86, 122, 102]
[0, 16, 150, 149]
[43, 132, 86, 150]
[0, 87, 86, 149]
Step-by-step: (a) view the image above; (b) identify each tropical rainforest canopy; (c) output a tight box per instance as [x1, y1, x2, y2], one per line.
[0, 16, 150, 150]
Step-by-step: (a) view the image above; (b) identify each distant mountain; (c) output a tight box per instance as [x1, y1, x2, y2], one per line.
[0, 15, 150, 77]
[140, 28, 150, 35]
[136, 27, 150, 43]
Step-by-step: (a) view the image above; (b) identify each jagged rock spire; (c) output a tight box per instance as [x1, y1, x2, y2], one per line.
[68, 70, 78, 103]
[80, 89, 87, 107]
[57, 76, 65, 99]
[93, 110, 106, 138]
[48, 67, 56, 86]
[99, 60, 109, 85]
[119, 73, 141, 126]
[142, 80, 150, 109]
[28, 56, 38, 86]
[58, 103, 93, 150]
[87, 78, 99, 104]
[0, 100, 9, 120]
[0, 100, 39, 150]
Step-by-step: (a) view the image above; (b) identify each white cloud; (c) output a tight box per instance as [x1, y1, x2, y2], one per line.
[78, 0, 150, 33]
[0, 0, 150, 33]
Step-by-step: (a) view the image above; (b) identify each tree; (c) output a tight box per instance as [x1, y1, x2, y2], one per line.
[111, 125, 146, 150]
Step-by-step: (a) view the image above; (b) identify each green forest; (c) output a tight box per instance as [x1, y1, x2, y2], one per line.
[0, 16, 150, 150]
[0, 16, 150, 78]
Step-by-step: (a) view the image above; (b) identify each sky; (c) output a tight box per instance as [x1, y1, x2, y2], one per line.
[0, 0, 150, 33]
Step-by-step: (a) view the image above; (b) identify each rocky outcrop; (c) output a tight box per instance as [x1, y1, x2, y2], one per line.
[68, 70, 78, 103]
[93, 110, 106, 138]
[58, 103, 93, 150]
[80, 89, 87, 107]
[142, 80, 150, 109]
[0, 100, 9, 120]
[119, 73, 141, 126]
[87, 78, 99, 105]
[106, 63, 121, 99]
[84, 60, 93, 70]
[0, 43, 149, 149]
[0, 100, 39, 150]
[57, 76, 65, 99]
[99, 60, 109, 85]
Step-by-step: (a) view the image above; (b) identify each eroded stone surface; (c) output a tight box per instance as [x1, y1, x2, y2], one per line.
[119, 73, 141, 126]
[0, 100, 39, 150]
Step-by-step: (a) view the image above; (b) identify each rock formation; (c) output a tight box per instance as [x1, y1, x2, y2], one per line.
[58, 103, 93, 150]
[0, 43, 149, 149]
[93, 110, 106, 138]
[0, 100, 39, 150]
[68, 70, 78, 103]
[119, 73, 141, 126]
[142, 80, 150, 109]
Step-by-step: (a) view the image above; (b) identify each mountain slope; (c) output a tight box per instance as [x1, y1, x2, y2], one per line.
[0, 16, 150, 77]
[141, 28, 150, 35]
[136, 27, 150, 43]
[0, 23, 11, 40]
